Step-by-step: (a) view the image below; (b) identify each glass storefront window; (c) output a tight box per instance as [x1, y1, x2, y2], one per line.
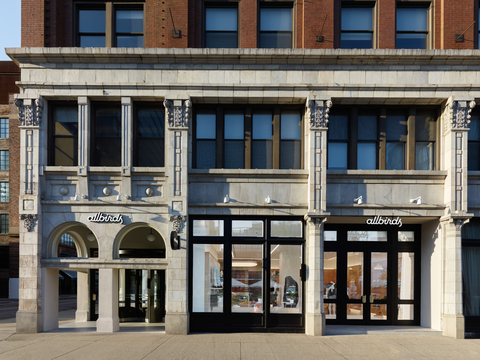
[192, 244, 224, 313]
[347, 252, 363, 299]
[270, 244, 302, 313]
[398, 231, 414, 242]
[193, 220, 224, 237]
[398, 304, 414, 320]
[324, 251, 337, 319]
[398, 252, 414, 300]
[347, 304, 363, 320]
[371, 252, 387, 301]
[324, 231, 337, 241]
[348, 231, 387, 242]
[232, 244, 263, 313]
[271, 220, 302, 238]
[232, 220, 263, 237]
[324, 303, 336, 320]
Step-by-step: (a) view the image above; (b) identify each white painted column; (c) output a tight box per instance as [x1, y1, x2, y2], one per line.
[42, 268, 59, 331]
[120, 97, 132, 198]
[96, 268, 119, 332]
[76, 270, 90, 322]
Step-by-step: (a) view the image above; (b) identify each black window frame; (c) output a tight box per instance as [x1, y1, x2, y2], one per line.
[340, 1, 376, 49]
[133, 103, 165, 167]
[258, 2, 294, 49]
[468, 107, 480, 171]
[91, 103, 122, 167]
[204, 2, 239, 48]
[0, 214, 9, 234]
[0, 118, 9, 138]
[327, 106, 439, 171]
[193, 105, 303, 170]
[396, 1, 431, 49]
[48, 101, 79, 167]
[75, 1, 144, 48]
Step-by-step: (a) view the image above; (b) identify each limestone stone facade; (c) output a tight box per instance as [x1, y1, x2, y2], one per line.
[7, 47, 480, 338]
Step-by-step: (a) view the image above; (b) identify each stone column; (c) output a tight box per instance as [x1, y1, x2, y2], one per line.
[440, 98, 475, 339]
[42, 268, 59, 331]
[164, 98, 191, 334]
[304, 99, 331, 336]
[15, 97, 44, 333]
[76, 270, 90, 322]
[96, 268, 119, 332]
[77, 97, 89, 198]
[120, 97, 132, 197]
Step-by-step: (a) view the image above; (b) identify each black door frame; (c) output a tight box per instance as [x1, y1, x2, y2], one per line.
[324, 224, 421, 326]
[189, 216, 305, 333]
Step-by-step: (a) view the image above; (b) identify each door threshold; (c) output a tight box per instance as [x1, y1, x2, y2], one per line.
[326, 325, 442, 336]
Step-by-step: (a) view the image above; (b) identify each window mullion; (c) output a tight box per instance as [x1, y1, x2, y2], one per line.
[350, 108, 358, 170]
[379, 108, 387, 170]
[245, 108, 252, 169]
[105, 2, 113, 47]
[217, 107, 224, 169]
[407, 108, 416, 170]
[273, 108, 281, 169]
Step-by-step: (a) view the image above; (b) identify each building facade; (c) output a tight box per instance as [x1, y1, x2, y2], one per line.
[8, 0, 480, 338]
[0, 61, 20, 299]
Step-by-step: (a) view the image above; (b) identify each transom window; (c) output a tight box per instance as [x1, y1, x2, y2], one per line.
[327, 106, 438, 170]
[205, 5, 238, 48]
[259, 5, 293, 48]
[76, 2, 144, 48]
[0, 118, 9, 138]
[194, 105, 302, 169]
[396, 3, 430, 49]
[341, 3, 375, 49]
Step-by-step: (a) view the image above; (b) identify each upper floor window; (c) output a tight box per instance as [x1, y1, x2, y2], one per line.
[469, 109, 480, 171]
[134, 105, 165, 167]
[92, 105, 121, 166]
[76, 2, 144, 47]
[341, 3, 374, 49]
[396, 3, 429, 49]
[0, 214, 8, 234]
[328, 106, 438, 170]
[0, 246, 8, 269]
[0, 151, 8, 171]
[0, 183, 9, 202]
[0, 118, 9, 138]
[49, 103, 78, 166]
[259, 5, 293, 48]
[205, 6, 238, 48]
[194, 105, 302, 169]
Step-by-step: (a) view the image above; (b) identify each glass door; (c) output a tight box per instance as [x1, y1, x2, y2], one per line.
[118, 269, 147, 322]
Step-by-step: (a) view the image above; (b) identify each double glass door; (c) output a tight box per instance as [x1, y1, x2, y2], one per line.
[324, 226, 419, 325]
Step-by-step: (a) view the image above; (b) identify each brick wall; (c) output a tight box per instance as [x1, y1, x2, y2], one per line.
[22, 0, 45, 47]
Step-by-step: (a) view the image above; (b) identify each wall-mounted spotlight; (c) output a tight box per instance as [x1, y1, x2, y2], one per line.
[116, 193, 131, 201]
[354, 196, 363, 205]
[265, 196, 271, 204]
[74, 193, 79, 201]
[410, 196, 422, 205]
[81, 194, 88, 199]
[224, 195, 230, 203]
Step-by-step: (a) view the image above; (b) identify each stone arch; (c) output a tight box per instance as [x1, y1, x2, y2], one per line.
[45, 221, 99, 259]
[113, 222, 166, 259]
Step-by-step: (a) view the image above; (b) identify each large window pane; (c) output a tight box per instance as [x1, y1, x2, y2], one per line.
[196, 112, 216, 168]
[260, 8, 292, 31]
[386, 142, 405, 170]
[462, 246, 480, 316]
[358, 115, 377, 140]
[397, 8, 427, 31]
[271, 221, 302, 237]
[93, 108, 121, 166]
[329, 115, 349, 140]
[253, 113, 272, 140]
[116, 10, 143, 33]
[324, 251, 337, 319]
[341, 33, 372, 49]
[347, 252, 364, 300]
[192, 244, 224, 313]
[342, 8, 373, 31]
[259, 33, 292, 49]
[280, 141, 301, 169]
[415, 142, 434, 170]
[117, 36, 143, 47]
[52, 105, 78, 166]
[206, 8, 237, 31]
[232, 245, 263, 313]
[396, 33, 426, 49]
[357, 143, 376, 170]
[0, 118, 9, 138]
[328, 143, 348, 169]
[136, 108, 164, 167]
[206, 33, 238, 48]
[398, 252, 414, 300]
[79, 10, 105, 33]
[281, 112, 301, 140]
[193, 220, 224, 237]
[387, 114, 407, 141]
[80, 36, 105, 47]
[225, 112, 244, 139]
[270, 245, 302, 313]
[232, 221, 264, 237]
[468, 142, 480, 171]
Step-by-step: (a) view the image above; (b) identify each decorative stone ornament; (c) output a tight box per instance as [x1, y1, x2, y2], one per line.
[163, 99, 192, 128]
[170, 215, 187, 233]
[59, 186, 69, 196]
[444, 98, 476, 131]
[306, 100, 333, 129]
[103, 187, 112, 196]
[145, 187, 154, 197]
[14, 97, 44, 127]
[20, 214, 38, 232]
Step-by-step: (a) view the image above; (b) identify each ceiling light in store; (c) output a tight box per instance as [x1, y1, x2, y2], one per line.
[232, 261, 258, 267]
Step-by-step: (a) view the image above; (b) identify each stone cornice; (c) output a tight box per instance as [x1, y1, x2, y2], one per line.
[7, 47, 480, 66]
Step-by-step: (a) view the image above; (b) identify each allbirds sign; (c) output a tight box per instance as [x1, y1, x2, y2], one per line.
[366, 216, 402, 227]
[88, 213, 124, 224]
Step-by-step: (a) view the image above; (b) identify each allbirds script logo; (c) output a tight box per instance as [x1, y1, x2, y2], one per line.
[88, 213, 124, 224]
[366, 216, 402, 227]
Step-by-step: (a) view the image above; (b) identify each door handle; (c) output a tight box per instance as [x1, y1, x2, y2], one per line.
[362, 295, 366, 303]
[370, 295, 374, 303]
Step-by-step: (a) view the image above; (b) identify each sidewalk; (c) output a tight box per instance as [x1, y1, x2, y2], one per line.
[1, 314, 480, 360]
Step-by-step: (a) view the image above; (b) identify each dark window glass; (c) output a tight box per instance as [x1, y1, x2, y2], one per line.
[252, 112, 273, 169]
[93, 107, 121, 166]
[52, 105, 78, 166]
[79, 9, 106, 47]
[386, 112, 407, 170]
[357, 113, 377, 170]
[196, 112, 217, 169]
[0, 214, 8, 234]
[341, 7, 373, 49]
[259, 7, 292, 48]
[0, 246, 8, 269]
[415, 111, 436, 170]
[206, 7, 238, 48]
[0, 151, 8, 171]
[224, 111, 244, 169]
[0, 183, 9, 202]
[280, 111, 301, 169]
[469, 114, 480, 170]
[116, 9, 144, 47]
[0, 118, 9, 138]
[328, 115, 349, 169]
[135, 108, 165, 167]
[396, 7, 428, 49]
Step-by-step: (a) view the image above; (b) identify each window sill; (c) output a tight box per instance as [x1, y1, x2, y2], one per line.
[190, 168, 308, 176]
[43, 166, 166, 174]
[327, 169, 447, 179]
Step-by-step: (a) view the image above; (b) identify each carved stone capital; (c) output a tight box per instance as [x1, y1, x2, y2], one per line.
[440, 213, 472, 229]
[20, 214, 38, 232]
[306, 100, 333, 129]
[15, 97, 43, 127]
[304, 213, 328, 227]
[170, 215, 187, 233]
[443, 98, 476, 132]
[164, 99, 192, 128]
